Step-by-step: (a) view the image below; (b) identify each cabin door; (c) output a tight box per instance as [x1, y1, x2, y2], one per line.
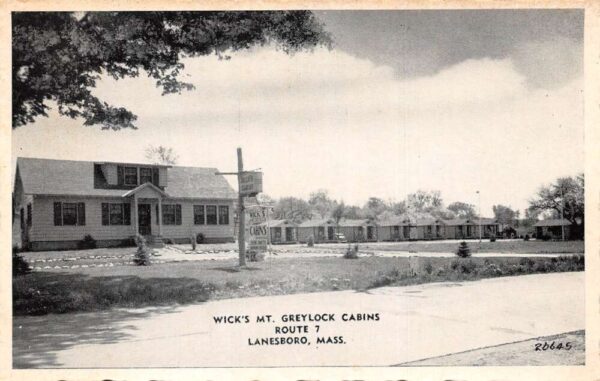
[285, 227, 294, 242]
[327, 226, 335, 240]
[138, 204, 152, 235]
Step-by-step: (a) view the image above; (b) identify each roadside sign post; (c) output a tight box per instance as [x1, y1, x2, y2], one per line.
[216, 147, 263, 267]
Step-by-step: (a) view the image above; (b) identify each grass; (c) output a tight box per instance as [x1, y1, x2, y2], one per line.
[362, 240, 584, 254]
[13, 254, 584, 316]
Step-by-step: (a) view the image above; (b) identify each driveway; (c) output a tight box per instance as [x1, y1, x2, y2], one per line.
[13, 272, 584, 368]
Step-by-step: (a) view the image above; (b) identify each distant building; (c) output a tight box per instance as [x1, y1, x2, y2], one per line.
[269, 219, 298, 244]
[534, 219, 572, 240]
[338, 219, 378, 242]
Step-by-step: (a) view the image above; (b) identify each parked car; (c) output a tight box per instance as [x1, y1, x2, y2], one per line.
[335, 233, 347, 243]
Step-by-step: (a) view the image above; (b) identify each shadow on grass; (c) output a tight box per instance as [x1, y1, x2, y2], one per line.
[211, 266, 263, 273]
[13, 305, 180, 368]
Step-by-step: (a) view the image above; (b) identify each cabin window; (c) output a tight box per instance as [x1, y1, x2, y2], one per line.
[193, 205, 205, 225]
[206, 205, 217, 225]
[218, 206, 229, 225]
[101, 203, 131, 225]
[54, 202, 86, 226]
[162, 204, 182, 225]
[124, 167, 138, 186]
[139, 167, 153, 184]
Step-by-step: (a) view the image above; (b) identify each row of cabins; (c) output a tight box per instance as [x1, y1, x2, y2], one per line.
[268, 217, 501, 244]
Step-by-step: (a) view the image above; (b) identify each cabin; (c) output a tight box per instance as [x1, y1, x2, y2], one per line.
[338, 219, 378, 242]
[269, 219, 298, 244]
[443, 218, 499, 239]
[13, 157, 237, 251]
[414, 218, 446, 240]
[378, 216, 411, 241]
[534, 219, 572, 240]
[297, 218, 338, 243]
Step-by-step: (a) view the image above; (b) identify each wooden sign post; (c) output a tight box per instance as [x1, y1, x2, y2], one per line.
[216, 147, 263, 267]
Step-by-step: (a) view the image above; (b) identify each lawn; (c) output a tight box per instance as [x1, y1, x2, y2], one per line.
[13, 254, 584, 316]
[360, 240, 584, 254]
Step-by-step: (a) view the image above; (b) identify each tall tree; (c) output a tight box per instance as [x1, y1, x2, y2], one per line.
[145, 145, 178, 165]
[447, 201, 478, 219]
[308, 189, 336, 219]
[406, 190, 444, 216]
[528, 174, 584, 238]
[492, 204, 517, 225]
[273, 197, 312, 223]
[362, 197, 388, 220]
[12, 11, 330, 129]
[331, 201, 346, 226]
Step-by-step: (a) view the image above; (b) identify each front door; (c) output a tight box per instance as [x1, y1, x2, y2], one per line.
[327, 226, 335, 240]
[138, 204, 151, 235]
[285, 227, 294, 242]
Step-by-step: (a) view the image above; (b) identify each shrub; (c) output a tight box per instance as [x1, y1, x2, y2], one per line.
[118, 237, 136, 247]
[12, 247, 31, 276]
[519, 257, 535, 268]
[307, 235, 314, 247]
[524, 234, 530, 241]
[344, 244, 358, 259]
[424, 261, 434, 275]
[191, 234, 197, 251]
[77, 234, 97, 250]
[480, 263, 503, 277]
[247, 250, 265, 262]
[133, 235, 152, 266]
[489, 236, 496, 242]
[458, 259, 477, 274]
[456, 241, 471, 258]
[541, 234, 551, 241]
[196, 233, 205, 244]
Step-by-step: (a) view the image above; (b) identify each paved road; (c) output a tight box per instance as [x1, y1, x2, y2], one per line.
[13, 272, 583, 368]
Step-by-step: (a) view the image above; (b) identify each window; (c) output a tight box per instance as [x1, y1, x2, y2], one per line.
[218, 206, 229, 225]
[101, 203, 131, 225]
[206, 205, 217, 225]
[26, 203, 32, 226]
[194, 205, 205, 225]
[124, 166, 138, 186]
[162, 204, 182, 225]
[54, 202, 85, 226]
[139, 167, 153, 184]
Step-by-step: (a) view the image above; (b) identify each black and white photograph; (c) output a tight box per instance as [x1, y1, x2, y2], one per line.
[3, 1, 600, 379]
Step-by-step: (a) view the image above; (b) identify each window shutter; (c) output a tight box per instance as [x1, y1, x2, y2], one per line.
[101, 203, 109, 225]
[152, 167, 159, 186]
[124, 203, 131, 225]
[117, 166, 124, 185]
[175, 204, 182, 225]
[54, 202, 62, 226]
[77, 203, 86, 226]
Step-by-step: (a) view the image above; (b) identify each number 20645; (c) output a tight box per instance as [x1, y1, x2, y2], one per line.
[534, 341, 572, 351]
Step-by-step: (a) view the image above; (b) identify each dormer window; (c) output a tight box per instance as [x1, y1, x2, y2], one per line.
[139, 167, 153, 184]
[124, 167, 138, 186]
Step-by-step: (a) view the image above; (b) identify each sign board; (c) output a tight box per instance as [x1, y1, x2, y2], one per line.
[246, 206, 269, 252]
[240, 171, 263, 197]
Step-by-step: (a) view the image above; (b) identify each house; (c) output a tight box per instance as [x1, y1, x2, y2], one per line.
[13, 157, 237, 251]
[297, 218, 338, 243]
[378, 216, 411, 241]
[269, 219, 298, 244]
[534, 219, 572, 240]
[414, 218, 446, 240]
[338, 219, 378, 242]
[443, 218, 499, 239]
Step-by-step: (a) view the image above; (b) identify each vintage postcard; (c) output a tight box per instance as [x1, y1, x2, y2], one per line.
[1, 1, 599, 380]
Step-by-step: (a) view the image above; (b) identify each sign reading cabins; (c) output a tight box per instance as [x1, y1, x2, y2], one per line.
[246, 206, 269, 253]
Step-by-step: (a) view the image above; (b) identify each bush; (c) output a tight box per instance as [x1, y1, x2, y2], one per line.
[77, 234, 97, 250]
[344, 244, 359, 259]
[247, 250, 265, 262]
[196, 233, 205, 244]
[519, 257, 535, 268]
[133, 235, 152, 266]
[191, 234, 197, 251]
[489, 236, 496, 242]
[541, 234, 551, 241]
[524, 234, 530, 241]
[12, 247, 31, 276]
[307, 235, 314, 247]
[456, 241, 471, 258]
[424, 261, 434, 275]
[480, 263, 503, 277]
[118, 237, 136, 247]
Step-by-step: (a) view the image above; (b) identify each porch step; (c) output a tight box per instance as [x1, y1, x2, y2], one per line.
[145, 235, 165, 248]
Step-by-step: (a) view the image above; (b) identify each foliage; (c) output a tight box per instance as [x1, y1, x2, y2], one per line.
[246, 250, 265, 262]
[196, 233, 205, 244]
[133, 235, 152, 266]
[343, 244, 359, 259]
[492, 204, 517, 225]
[331, 201, 345, 225]
[528, 174, 584, 238]
[456, 241, 471, 258]
[308, 189, 336, 219]
[447, 201, 477, 219]
[407, 190, 443, 213]
[191, 233, 197, 250]
[12, 11, 330, 129]
[273, 197, 313, 222]
[307, 235, 314, 247]
[77, 234, 97, 250]
[13, 247, 32, 276]
[145, 145, 178, 165]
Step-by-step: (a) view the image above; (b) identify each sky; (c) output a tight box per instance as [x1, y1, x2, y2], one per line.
[11, 10, 584, 216]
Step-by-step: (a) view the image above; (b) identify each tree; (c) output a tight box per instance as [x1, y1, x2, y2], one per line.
[406, 190, 443, 213]
[273, 197, 312, 223]
[492, 204, 517, 226]
[308, 189, 336, 219]
[145, 145, 178, 165]
[447, 201, 477, 219]
[12, 11, 330, 129]
[331, 201, 345, 226]
[528, 174, 584, 238]
[362, 197, 388, 220]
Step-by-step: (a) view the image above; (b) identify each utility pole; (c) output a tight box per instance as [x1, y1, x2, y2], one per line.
[477, 190, 482, 243]
[560, 184, 565, 241]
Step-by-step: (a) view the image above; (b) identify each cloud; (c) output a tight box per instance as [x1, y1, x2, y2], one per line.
[13, 46, 583, 214]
